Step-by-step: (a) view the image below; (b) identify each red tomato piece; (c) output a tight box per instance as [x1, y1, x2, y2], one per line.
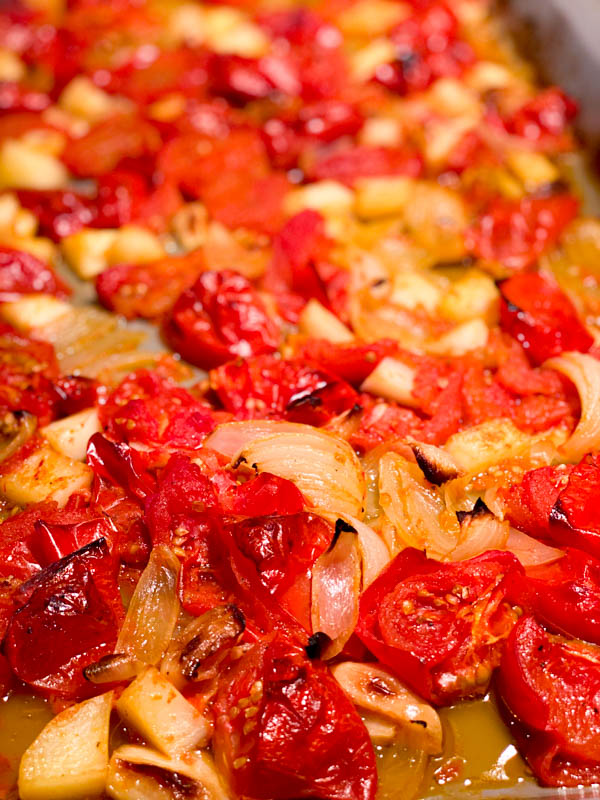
[229, 473, 305, 517]
[4, 539, 123, 699]
[548, 455, 600, 559]
[213, 636, 377, 800]
[293, 338, 400, 385]
[499, 273, 593, 365]
[501, 464, 571, 539]
[0, 247, 70, 300]
[101, 369, 218, 451]
[311, 145, 423, 185]
[357, 548, 523, 705]
[33, 516, 116, 566]
[504, 87, 577, 151]
[229, 513, 332, 629]
[497, 615, 600, 786]
[54, 375, 102, 416]
[164, 270, 281, 370]
[62, 114, 161, 178]
[87, 433, 156, 502]
[465, 194, 579, 272]
[511, 549, 600, 644]
[96, 249, 206, 320]
[0, 503, 48, 586]
[0, 82, 51, 112]
[211, 354, 358, 424]
[350, 395, 421, 453]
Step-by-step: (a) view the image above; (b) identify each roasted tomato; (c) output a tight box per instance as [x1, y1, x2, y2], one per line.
[502, 464, 572, 540]
[292, 339, 400, 386]
[499, 273, 593, 364]
[547, 455, 600, 559]
[229, 513, 332, 630]
[164, 270, 281, 370]
[33, 515, 116, 566]
[227, 473, 305, 517]
[213, 636, 377, 800]
[96, 249, 207, 320]
[497, 615, 600, 786]
[511, 549, 600, 644]
[310, 145, 423, 184]
[357, 548, 523, 705]
[211, 354, 358, 424]
[350, 396, 421, 453]
[4, 539, 123, 698]
[0, 247, 70, 300]
[504, 87, 577, 151]
[87, 433, 156, 502]
[465, 194, 579, 272]
[101, 369, 219, 452]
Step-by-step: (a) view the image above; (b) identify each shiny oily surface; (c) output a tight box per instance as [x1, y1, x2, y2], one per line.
[0, 692, 53, 800]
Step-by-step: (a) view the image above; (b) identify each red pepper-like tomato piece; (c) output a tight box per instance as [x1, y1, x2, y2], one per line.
[465, 193, 579, 272]
[33, 516, 116, 567]
[4, 539, 123, 699]
[101, 369, 219, 452]
[87, 433, 156, 502]
[292, 339, 400, 385]
[164, 270, 280, 370]
[0, 246, 70, 300]
[229, 513, 332, 630]
[211, 354, 358, 424]
[357, 548, 523, 705]
[497, 615, 600, 786]
[501, 464, 572, 540]
[510, 548, 600, 644]
[213, 636, 377, 800]
[499, 273, 593, 365]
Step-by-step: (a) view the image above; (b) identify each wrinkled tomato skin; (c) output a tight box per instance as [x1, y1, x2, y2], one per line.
[164, 270, 280, 370]
[213, 636, 377, 800]
[357, 548, 523, 705]
[497, 615, 600, 786]
[465, 194, 579, 272]
[211, 355, 358, 424]
[229, 473, 305, 517]
[87, 433, 156, 502]
[501, 465, 572, 539]
[546, 455, 600, 559]
[499, 274, 593, 365]
[33, 516, 115, 567]
[510, 549, 600, 644]
[0, 247, 70, 300]
[54, 375, 101, 416]
[4, 539, 123, 699]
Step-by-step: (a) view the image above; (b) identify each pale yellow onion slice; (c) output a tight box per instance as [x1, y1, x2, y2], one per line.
[449, 506, 509, 562]
[116, 546, 180, 665]
[233, 426, 366, 517]
[311, 529, 361, 659]
[84, 653, 146, 684]
[378, 452, 457, 558]
[320, 511, 391, 588]
[545, 351, 600, 461]
[204, 420, 307, 461]
[0, 410, 36, 465]
[505, 528, 564, 568]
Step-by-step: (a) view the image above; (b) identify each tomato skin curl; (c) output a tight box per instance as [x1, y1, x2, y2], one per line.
[356, 548, 523, 705]
[497, 615, 600, 786]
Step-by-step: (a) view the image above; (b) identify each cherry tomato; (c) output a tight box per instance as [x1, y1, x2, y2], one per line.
[357, 548, 523, 705]
[465, 194, 579, 272]
[499, 273, 593, 364]
[96, 249, 206, 320]
[211, 354, 358, 424]
[0, 247, 70, 301]
[4, 539, 122, 699]
[54, 375, 101, 416]
[498, 615, 600, 786]
[164, 270, 281, 370]
[213, 636, 377, 800]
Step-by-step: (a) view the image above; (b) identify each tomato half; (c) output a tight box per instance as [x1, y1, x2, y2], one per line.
[497, 615, 600, 786]
[164, 270, 281, 370]
[213, 636, 377, 800]
[499, 273, 593, 364]
[0, 247, 70, 300]
[4, 539, 122, 698]
[357, 548, 523, 704]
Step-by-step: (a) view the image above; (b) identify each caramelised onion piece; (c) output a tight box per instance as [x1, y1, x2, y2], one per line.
[311, 526, 361, 659]
[409, 440, 462, 486]
[162, 605, 246, 690]
[0, 410, 36, 465]
[204, 420, 302, 461]
[232, 424, 366, 518]
[505, 527, 564, 567]
[378, 452, 457, 558]
[84, 653, 146, 684]
[449, 499, 509, 561]
[320, 512, 391, 588]
[117, 546, 180, 665]
[106, 745, 228, 800]
[545, 351, 600, 461]
[330, 662, 443, 754]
